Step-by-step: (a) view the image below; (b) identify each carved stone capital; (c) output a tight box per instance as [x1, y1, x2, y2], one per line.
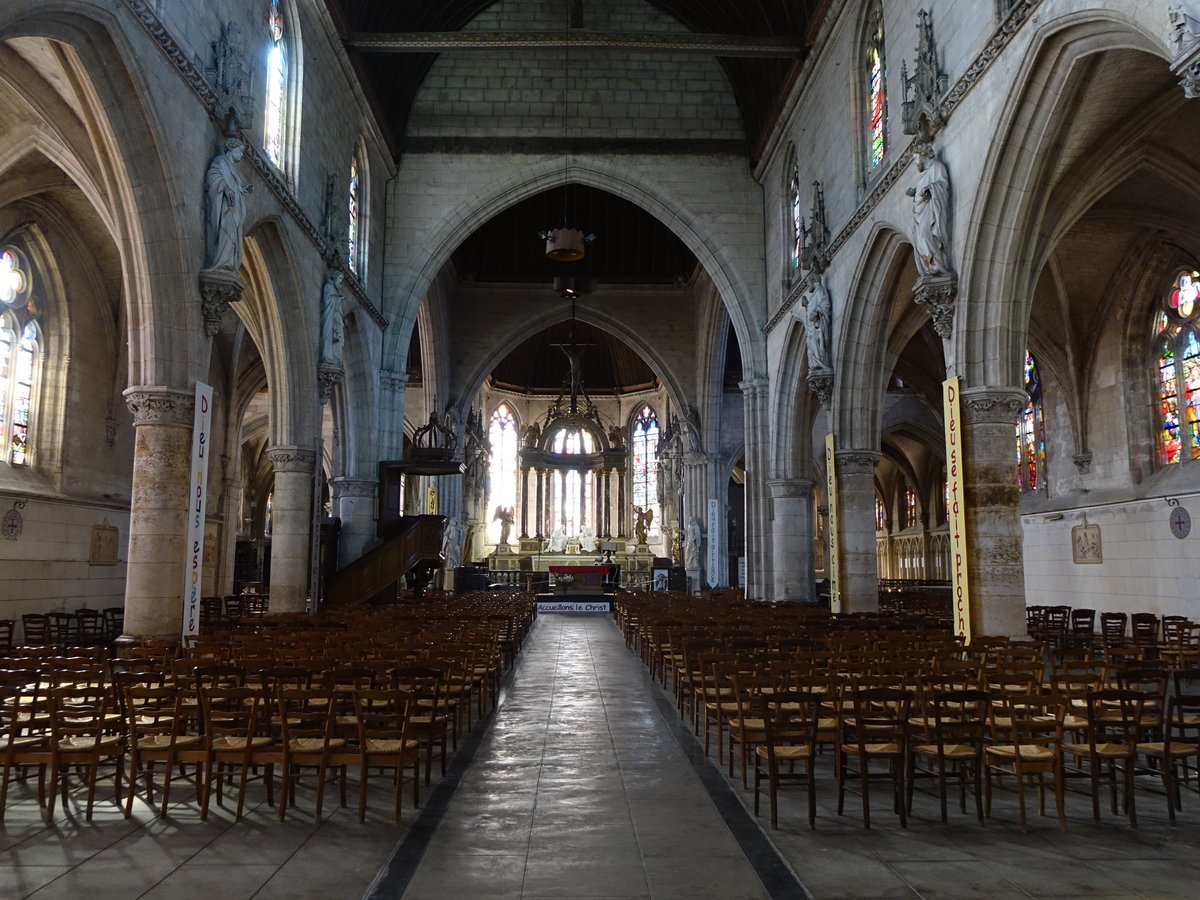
[835, 450, 880, 475]
[380, 370, 410, 394]
[266, 446, 317, 472]
[808, 372, 833, 407]
[329, 477, 378, 499]
[1072, 452, 1093, 475]
[199, 268, 245, 337]
[913, 273, 958, 339]
[767, 478, 815, 499]
[123, 387, 195, 427]
[318, 364, 344, 402]
[737, 376, 768, 397]
[961, 386, 1026, 427]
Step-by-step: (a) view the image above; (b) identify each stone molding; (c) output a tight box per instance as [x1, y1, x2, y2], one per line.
[198, 268, 244, 336]
[380, 370, 410, 394]
[266, 447, 317, 472]
[764, 0, 1043, 335]
[807, 371, 833, 407]
[329, 477, 378, 499]
[961, 387, 1026, 426]
[834, 450, 880, 475]
[913, 274, 958, 338]
[123, 388, 195, 427]
[318, 364, 344, 402]
[767, 478, 815, 499]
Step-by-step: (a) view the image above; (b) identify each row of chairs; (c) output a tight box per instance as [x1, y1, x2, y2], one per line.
[1028, 607, 1200, 667]
[0, 609, 124, 651]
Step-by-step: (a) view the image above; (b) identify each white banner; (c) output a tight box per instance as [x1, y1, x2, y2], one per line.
[182, 383, 213, 637]
[825, 433, 840, 613]
[537, 601, 611, 613]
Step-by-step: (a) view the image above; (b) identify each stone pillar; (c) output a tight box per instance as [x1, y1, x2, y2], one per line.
[520, 467, 530, 538]
[835, 450, 880, 613]
[218, 474, 244, 596]
[266, 446, 317, 613]
[329, 477, 377, 567]
[121, 388, 194, 640]
[377, 371, 409, 458]
[768, 478, 815, 602]
[962, 386, 1027, 637]
[535, 468, 545, 539]
[739, 377, 770, 599]
[616, 469, 627, 538]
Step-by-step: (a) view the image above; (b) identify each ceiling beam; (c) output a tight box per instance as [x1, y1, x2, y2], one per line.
[347, 30, 806, 58]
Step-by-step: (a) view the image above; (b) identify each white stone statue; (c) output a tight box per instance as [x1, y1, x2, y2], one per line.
[492, 505, 514, 545]
[204, 138, 252, 273]
[319, 271, 345, 368]
[579, 524, 596, 554]
[546, 524, 568, 553]
[685, 516, 702, 571]
[442, 516, 464, 570]
[804, 276, 832, 372]
[907, 146, 952, 277]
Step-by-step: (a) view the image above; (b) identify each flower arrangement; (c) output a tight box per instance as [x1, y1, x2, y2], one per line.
[556, 574, 575, 588]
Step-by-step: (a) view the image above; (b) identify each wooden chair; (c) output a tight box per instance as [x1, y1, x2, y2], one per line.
[354, 688, 421, 820]
[907, 689, 990, 824]
[43, 686, 125, 821]
[1062, 689, 1143, 826]
[752, 689, 823, 829]
[985, 693, 1066, 832]
[274, 688, 351, 822]
[201, 687, 273, 820]
[390, 666, 448, 785]
[837, 686, 912, 828]
[1136, 692, 1200, 824]
[21, 614, 50, 645]
[0, 619, 14, 654]
[123, 685, 204, 818]
[74, 608, 105, 647]
[0, 683, 48, 820]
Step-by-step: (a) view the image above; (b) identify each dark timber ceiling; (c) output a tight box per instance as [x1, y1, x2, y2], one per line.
[325, 0, 824, 162]
[452, 184, 696, 283]
[490, 319, 657, 394]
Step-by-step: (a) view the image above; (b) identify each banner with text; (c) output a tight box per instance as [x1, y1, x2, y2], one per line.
[182, 382, 213, 637]
[943, 376, 972, 638]
[825, 433, 840, 613]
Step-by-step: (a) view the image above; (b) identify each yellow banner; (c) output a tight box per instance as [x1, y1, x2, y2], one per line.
[426, 486, 438, 515]
[825, 432, 840, 613]
[943, 377, 971, 638]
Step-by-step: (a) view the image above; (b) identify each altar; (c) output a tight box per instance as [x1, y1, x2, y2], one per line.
[549, 564, 607, 594]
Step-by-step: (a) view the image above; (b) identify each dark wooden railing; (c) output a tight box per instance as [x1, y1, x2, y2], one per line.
[324, 515, 446, 609]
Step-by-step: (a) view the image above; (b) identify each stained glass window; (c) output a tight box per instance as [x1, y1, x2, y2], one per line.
[0, 247, 38, 466]
[786, 147, 801, 281]
[1016, 350, 1046, 490]
[875, 496, 886, 532]
[348, 150, 361, 274]
[263, 0, 287, 167]
[1155, 271, 1200, 465]
[866, 2, 886, 172]
[486, 404, 520, 543]
[902, 486, 917, 529]
[631, 406, 659, 534]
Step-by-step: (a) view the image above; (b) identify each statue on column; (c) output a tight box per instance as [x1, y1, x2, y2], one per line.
[319, 271, 345, 368]
[204, 134, 252, 274]
[685, 516, 702, 571]
[442, 516, 465, 570]
[804, 276, 833, 372]
[906, 145, 952, 277]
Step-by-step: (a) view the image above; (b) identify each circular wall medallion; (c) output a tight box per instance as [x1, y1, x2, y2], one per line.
[1, 508, 22, 540]
[1169, 506, 1191, 540]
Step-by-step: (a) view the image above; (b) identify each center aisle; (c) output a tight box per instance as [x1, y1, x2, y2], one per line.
[377, 613, 784, 900]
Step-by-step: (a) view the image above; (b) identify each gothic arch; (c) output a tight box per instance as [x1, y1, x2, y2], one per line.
[831, 224, 912, 449]
[0, 4, 191, 389]
[959, 11, 1170, 389]
[386, 157, 766, 382]
[768, 313, 818, 481]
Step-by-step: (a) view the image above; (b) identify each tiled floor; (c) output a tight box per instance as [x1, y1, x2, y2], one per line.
[1, 614, 1198, 899]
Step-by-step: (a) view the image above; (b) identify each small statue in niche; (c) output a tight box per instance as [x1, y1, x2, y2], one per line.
[804, 276, 832, 371]
[906, 144, 953, 278]
[319, 271, 345, 368]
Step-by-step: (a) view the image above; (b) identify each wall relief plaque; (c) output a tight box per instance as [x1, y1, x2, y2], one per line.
[1071, 523, 1102, 564]
[90, 519, 119, 566]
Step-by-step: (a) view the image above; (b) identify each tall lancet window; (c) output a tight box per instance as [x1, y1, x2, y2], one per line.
[630, 405, 660, 533]
[347, 147, 363, 275]
[263, 0, 288, 169]
[486, 403, 520, 543]
[1016, 350, 1046, 490]
[786, 145, 801, 285]
[549, 426, 595, 535]
[0, 247, 40, 466]
[865, 0, 887, 174]
[1155, 270, 1200, 465]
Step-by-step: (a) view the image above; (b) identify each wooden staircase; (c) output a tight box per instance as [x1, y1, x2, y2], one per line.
[324, 514, 446, 609]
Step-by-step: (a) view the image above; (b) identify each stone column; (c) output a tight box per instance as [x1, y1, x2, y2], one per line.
[519, 467, 530, 538]
[377, 371, 409, 459]
[266, 446, 317, 613]
[835, 450, 880, 613]
[739, 377, 770, 599]
[121, 388, 195, 641]
[962, 386, 1027, 637]
[767, 478, 815, 601]
[329, 477, 377, 567]
[218, 474, 244, 596]
[616, 469, 627, 538]
[535, 468, 545, 539]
